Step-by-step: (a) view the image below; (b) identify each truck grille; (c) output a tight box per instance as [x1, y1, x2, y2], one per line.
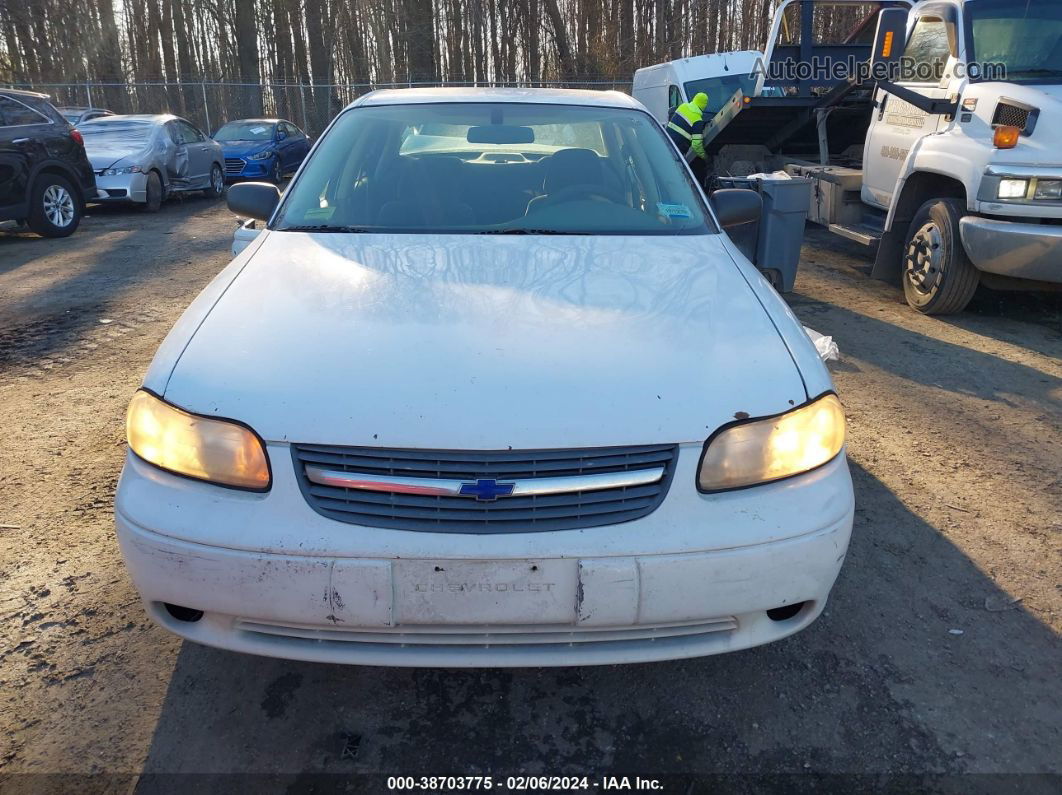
[224, 157, 245, 175]
[291, 443, 678, 533]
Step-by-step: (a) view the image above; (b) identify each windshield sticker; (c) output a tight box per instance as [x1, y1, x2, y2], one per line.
[249, 126, 267, 134]
[657, 202, 691, 219]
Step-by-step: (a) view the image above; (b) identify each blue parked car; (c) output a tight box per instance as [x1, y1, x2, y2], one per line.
[213, 118, 310, 183]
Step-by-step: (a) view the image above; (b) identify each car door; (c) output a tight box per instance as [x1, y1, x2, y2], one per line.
[274, 123, 293, 170]
[164, 121, 191, 187]
[177, 119, 211, 186]
[0, 96, 50, 215]
[862, 5, 958, 209]
[286, 122, 310, 167]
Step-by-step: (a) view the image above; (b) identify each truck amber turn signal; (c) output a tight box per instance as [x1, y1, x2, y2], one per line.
[994, 126, 1021, 149]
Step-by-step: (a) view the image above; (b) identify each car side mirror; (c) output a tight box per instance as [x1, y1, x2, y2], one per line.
[228, 182, 281, 222]
[710, 188, 762, 230]
[277, 130, 287, 141]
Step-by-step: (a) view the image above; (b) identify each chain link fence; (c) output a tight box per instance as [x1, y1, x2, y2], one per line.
[3, 80, 633, 136]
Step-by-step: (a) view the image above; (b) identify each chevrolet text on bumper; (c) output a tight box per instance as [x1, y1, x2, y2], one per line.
[115, 88, 854, 667]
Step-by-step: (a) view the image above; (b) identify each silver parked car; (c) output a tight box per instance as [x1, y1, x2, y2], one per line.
[79, 114, 224, 211]
[57, 106, 114, 126]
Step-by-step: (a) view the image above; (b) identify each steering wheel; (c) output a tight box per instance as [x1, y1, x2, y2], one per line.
[536, 183, 622, 208]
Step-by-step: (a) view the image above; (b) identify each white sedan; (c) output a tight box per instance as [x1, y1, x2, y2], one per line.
[115, 87, 852, 667]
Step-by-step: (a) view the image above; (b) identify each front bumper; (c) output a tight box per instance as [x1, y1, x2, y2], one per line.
[960, 216, 1062, 284]
[114, 445, 854, 667]
[224, 155, 274, 181]
[93, 171, 149, 204]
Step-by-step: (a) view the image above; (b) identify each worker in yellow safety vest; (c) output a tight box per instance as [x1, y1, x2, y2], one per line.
[666, 92, 709, 184]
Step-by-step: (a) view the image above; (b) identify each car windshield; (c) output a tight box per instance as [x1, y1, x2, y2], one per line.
[966, 0, 1062, 83]
[79, 120, 154, 143]
[684, 75, 759, 115]
[273, 102, 715, 235]
[61, 111, 82, 123]
[215, 121, 275, 141]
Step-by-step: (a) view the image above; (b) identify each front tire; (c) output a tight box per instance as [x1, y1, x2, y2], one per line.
[205, 164, 225, 199]
[269, 158, 282, 185]
[27, 174, 81, 238]
[142, 171, 163, 213]
[902, 198, 980, 315]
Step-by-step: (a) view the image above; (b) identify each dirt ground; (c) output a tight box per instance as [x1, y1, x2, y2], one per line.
[0, 196, 1059, 790]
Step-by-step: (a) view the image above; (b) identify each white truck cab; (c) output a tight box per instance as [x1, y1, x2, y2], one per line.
[637, 0, 1062, 315]
[858, 0, 1062, 312]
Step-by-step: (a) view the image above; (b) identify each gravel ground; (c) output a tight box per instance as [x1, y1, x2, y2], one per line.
[0, 198, 1059, 790]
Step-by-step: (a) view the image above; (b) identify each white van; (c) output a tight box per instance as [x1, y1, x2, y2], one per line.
[632, 51, 766, 125]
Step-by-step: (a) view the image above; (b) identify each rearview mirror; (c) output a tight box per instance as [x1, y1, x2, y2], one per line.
[227, 182, 281, 222]
[710, 189, 761, 230]
[870, 8, 908, 81]
[467, 125, 535, 144]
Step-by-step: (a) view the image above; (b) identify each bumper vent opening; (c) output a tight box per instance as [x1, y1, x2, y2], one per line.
[164, 603, 204, 623]
[766, 602, 807, 622]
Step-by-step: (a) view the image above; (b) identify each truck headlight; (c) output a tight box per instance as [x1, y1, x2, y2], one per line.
[126, 390, 271, 491]
[998, 179, 1029, 199]
[1034, 180, 1062, 200]
[697, 394, 846, 491]
[248, 150, 274, 160]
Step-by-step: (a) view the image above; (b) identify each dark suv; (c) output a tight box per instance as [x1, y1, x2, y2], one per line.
[0, 88, 97, 237]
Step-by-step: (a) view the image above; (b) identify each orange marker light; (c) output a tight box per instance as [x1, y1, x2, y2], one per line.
[882, 31, 894, 58]
[994, 125, 1021, 149]
[743, 96, 751, 104]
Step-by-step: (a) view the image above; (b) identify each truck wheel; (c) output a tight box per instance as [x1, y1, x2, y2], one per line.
[27, 174, 81, 238]
[902, 198, 980, 315]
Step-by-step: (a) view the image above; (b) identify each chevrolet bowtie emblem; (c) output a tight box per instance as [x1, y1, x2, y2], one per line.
[458, 478, 516, 501]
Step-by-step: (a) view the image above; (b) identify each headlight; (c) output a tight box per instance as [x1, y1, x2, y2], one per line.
[697, 394, 846, 491]
[248, 150, 274, 160]
[102, 165, 143, 176]
[1034, 180, 1062, 200]
[998, 179, 1029, 199]
[126, 390, 271, 490]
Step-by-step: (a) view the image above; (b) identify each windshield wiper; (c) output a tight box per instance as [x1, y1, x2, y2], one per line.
[278, 224, 374, 233]
[1007, 68, 1062, 77]
[476, 228, 584, 235]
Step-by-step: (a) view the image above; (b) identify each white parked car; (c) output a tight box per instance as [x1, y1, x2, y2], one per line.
[116, 88, 853, 667]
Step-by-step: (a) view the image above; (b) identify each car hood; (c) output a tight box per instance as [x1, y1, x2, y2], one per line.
[162, 232, 808, 448]
[220, 141, 271, 155]
[85, 143, 150, 171]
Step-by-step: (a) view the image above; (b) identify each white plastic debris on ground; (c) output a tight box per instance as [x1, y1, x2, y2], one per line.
[746, 170, 793, 181]
[804, 326, 840, 362]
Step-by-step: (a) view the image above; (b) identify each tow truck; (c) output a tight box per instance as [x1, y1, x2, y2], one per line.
[634, 0, 1062, 315]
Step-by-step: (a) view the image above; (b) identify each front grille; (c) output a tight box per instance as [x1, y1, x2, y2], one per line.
[993, 102, 1031, 131]
[224, 157, 245, 174]
[291, 443, 678, 533]
[236, 616, 737, 646]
